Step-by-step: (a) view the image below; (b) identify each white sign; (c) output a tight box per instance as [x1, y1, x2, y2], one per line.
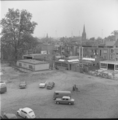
[41, 51, 47, 54]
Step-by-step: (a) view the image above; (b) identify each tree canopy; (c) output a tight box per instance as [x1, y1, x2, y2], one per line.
[0, 8, 38, 64]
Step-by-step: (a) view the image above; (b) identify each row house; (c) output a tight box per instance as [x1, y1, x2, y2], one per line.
[98, 35, 118, 61]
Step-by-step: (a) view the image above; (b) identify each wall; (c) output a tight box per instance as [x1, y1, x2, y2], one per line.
[35, 63, 49, 71]
[113, 48, 118, 61]
[17, 61, 35, 71]
[97, 47, 111, 60]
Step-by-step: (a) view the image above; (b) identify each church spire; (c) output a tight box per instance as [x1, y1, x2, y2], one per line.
[83, 25, 85, 33]
[82, 24, 86, 40]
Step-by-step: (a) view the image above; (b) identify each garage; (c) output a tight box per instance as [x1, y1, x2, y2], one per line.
[100, 60, 118, 71]
[108, 64, 114, 70]
[16, 59, 49, 72]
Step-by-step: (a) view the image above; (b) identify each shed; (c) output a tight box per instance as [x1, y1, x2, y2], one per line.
[100, 60, 118, 71]
[17, 59, 49, 72]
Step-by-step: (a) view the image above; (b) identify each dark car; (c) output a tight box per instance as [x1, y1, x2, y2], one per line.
[55, 96, 74, 105]
[46, 82, 55, 90]
[19, 81, 27, 89]
[1, 113, 17, 119]
[0, 81, 7, 94]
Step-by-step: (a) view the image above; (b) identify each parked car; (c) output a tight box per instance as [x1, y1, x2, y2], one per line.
[46, 82, 55, 90]
[1, 113, 17, 119]
[17, 107, 36, 118]
[19, 81, 27, 89]
[0, 81, 7, 94]
[55, 96, 74, 105]
[39, 82, 46, 88]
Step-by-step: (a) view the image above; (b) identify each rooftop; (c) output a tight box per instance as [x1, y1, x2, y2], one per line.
[100, 60, 118, 65]
[23, 107, 33, 112]
[58, 57, 95, 63]
[18, 59, 48, 64]
[23, 54, 47, 57]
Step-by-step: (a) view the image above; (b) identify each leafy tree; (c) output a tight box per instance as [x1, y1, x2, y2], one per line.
[0, 8, 37, 64]
[89, 37, 95, 41]
[111, 30, 118, 35]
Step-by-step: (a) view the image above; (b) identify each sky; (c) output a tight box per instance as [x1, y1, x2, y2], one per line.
[1, 0, 118, 39]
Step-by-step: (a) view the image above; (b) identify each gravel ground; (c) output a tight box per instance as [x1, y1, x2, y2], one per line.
[1, 65, 118, 118]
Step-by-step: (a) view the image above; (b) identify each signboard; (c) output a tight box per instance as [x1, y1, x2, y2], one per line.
[41, 51, 47, 54]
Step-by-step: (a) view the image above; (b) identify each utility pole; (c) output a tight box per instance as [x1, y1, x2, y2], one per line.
[79, 36, 83, 71]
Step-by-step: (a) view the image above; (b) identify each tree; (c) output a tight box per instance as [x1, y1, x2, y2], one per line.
[111, 30, 118, 35]
[0, 8, 37, 64]
[89, 37, 95, 41]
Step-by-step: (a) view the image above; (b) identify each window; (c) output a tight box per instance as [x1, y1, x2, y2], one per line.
[29, 111, 33, 114]
[29, 65, 33, 70]
[21, 110, 27, 114]
[24, 56, 32, 59]
[101, 63, 107, 68]
[115, 65, 118, 70]
[19, 63, 22, 67]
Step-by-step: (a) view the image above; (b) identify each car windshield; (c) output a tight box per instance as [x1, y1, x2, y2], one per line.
[29, 111, 33, 114]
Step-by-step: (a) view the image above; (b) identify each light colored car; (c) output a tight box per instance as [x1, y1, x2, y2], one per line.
[17, 107, 36, 118]
[55, 96, 74, 105]
[39, 82, 46, 88]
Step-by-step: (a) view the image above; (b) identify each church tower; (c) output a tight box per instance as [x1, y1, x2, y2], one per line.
[82, 25, 86, 41]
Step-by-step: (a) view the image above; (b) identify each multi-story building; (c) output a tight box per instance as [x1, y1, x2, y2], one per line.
[98, 34, 118, 61]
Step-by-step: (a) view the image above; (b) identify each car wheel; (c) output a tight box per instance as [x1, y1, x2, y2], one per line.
[56, 102, 59, 104]
[69, 102, 71, 105]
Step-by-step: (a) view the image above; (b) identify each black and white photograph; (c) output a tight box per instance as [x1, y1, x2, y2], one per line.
[0, 0, 118, 118]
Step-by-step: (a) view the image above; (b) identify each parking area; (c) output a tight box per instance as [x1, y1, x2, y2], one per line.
[1, 65, 118, 118]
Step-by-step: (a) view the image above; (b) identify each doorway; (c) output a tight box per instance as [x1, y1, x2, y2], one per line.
[108, 64, 114, 70]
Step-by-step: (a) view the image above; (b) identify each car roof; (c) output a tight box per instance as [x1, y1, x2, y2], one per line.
[62, 96, 70, 99]
[22, 107, 33, 112]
